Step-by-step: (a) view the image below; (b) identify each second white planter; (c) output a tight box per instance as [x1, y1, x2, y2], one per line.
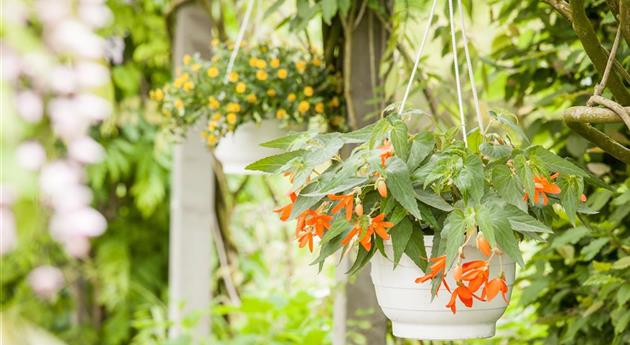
[214, 119, 297, 175]
[370, 236, 516, 340]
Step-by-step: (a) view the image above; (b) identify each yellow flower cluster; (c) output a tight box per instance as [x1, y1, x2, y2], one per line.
[155, 44, 346, 148]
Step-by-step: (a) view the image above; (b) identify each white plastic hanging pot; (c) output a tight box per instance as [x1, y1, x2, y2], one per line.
[370, 235, 516, 340]
[214, 119, 300, 175]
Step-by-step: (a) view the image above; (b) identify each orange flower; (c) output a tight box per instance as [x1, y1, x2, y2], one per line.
[295, 210, 309, 236]
[297, 229, 314, 252]
[377, 180, 388, 198]
[357, 213, 394, 251]
[482, 276, 509, 303]
[415, 256, 446, 283]
[581, 193, 587, 202]
[327, 193, 354, 220]
[378, 140, 394, 167]
[476, 233, 492, 257]
[523, 173, 561, 206]
[355, 203, 363, 216]
[446, 286, 474, 314]
[305, 210, 333, 238]
[341, 223, 362, 246]
[456, 260, 489, 293]
[274, 192, 297, 221]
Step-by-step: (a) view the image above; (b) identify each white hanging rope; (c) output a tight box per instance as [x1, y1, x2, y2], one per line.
[448, 0, 468, 146]
[457, 0, 484, 133]
[223, 0, 256, 84]
[397, 0, 439, 114]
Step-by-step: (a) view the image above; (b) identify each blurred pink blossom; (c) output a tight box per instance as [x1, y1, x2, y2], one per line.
[15, 91, 44, 123]
[75, 62, 110, 88]
[49, 98, 91, 140]
[16, 141, 47, 171]
[28, 265, 65, 300]
[50, 185, 92, 212]
[35, 0, 71, 25]
[49, 66, 77, 94]
[0, 46, 20, 83]
[48, 20, 104, 59]
[75, 94, 111, 121]
[50, 207, 106, 239]
[40, 160, 83, 197]
[1, 208, 17, 255]
[79, 3, 112, 28]
[62, 236, 91, 258]
[68, 137, 105, 164]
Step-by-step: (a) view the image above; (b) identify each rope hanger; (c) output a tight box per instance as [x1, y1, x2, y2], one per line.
[399, 0, 484, 147]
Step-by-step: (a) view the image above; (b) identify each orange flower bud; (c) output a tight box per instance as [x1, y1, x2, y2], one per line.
[377, 180, 387, 198]
[476, 233, 492, 257]
[355, 203, 363, 216]
[580, 193, 587, 202]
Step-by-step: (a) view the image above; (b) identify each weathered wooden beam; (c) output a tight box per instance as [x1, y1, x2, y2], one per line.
[169, 1, 214, 340]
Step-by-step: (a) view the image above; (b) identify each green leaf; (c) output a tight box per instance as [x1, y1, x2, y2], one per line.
[260, 132, 305, 149]
[404, 227, 428, 271]
[551, 226, 589, 249]
[441, 209, 467, 270]
[347, 245, 376, 275]
[414, 188, 453, 211]
[454, 153, 485, 204]
[304, 136, 344, 166]
[289, 183, 323, 219]
[321, 215, 352, 245]
[320, 0, 338, 24]
[612, 256, 630, 270]
[492, 164, 527, 211]
[466, 128, 483, 154]
[579, 238, 609, 261]
[390, 119, 410, 161]
[480, 143, 513, 160]
[493, 215, 524, 267]
[385, 157, 422, 220]
[583, 274, 623, 286]
[407, 132, 435, 170]
[245, 150, 305, 172]
[559, 175, 584, 225]
[513, 154, 534, 204]
[342, 123, 375, 143]
[489, 111, 530, 144]
[301, 176, 367, 197]
[531, 146, 608, 190]
[391, 218, 413, 267]
[503, 204, 552, 233]
[368, 118, 390, 149]
[617, 284, 630, 306]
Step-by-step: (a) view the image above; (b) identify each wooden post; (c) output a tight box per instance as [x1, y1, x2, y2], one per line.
[333, 9, 388, 345]
[169, 1, 214, 340]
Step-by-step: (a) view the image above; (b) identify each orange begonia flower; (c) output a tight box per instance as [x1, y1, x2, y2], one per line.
[341, 223, 363, 247]
[274, 192, 297, 221]
[523, 173, 561, 206]
[446, 286, 474, 314]
[378, 140, 394, 167]
[356, 213, 394, 251]
[482, 276, 509, 303]
[581, 193, 587, 202]
[297, 229, 314, 252]
[305, 210, 333, 238]
[295, 210, 309, 236]
[476, 233, 492, 257]
[327, 193, 354, 220]
[414, 255, 452, 295]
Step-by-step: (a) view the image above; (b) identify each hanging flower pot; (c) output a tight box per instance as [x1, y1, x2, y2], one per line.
[371, 236, 515, 340]
[214, 119, 303, 174]
[249, 107, 600, 340]
[152, 42, 346, 174]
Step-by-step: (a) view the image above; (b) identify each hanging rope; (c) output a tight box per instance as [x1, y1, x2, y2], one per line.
[457, 0, 484, 133]
[223, 0, 256, 84]
[448, 0, 468, 146]
[398, 0, 439, 114]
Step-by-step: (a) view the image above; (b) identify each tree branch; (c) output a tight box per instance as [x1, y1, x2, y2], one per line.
[569, 0, 630, 105]
[621, 0, 630, 46]
[543, 0, 573, 21]
[565, 122, 630, 164]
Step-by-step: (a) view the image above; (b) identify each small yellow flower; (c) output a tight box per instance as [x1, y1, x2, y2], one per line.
[180, 73, 189, 81]
[304, 86, 313, 97]
[315, 102, 324, 113]
[183, 54, 191, 65]
[150, 89, 164, 101]
[208, 121, 218, 131]
[183, 81, 194, 91]
[331, 115, 345, 126]
[277, 68, 288, 79]
[296, 60, 306, 73]
[249, 57, 258, 67]
[256, 70, 268, 81]
[276, 109, 288, 119]
[267, 88, 276, 97]
[226, 102, 241, 113]
[191, 63, 201, 72]
[330, 96, 340, 108]
[235, 82, 247, 93]
[226, 113, 237, 125]
[207, 134, 218, 146]
[175, 99, 184, 110]
[211, 38, 220, 47]
[207, 67, 219, 78]
[255, 59, 267, 69]
[287, 93, 296, 102]
[298, 101, 310, 113]
[208, 97, 220, 109]
[246, 94, 257, 103]
[270, 58, 280, 68]
[228, 72, 239, 82]
[212, 112, 222, 121]
[312, 57, 322, 67]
